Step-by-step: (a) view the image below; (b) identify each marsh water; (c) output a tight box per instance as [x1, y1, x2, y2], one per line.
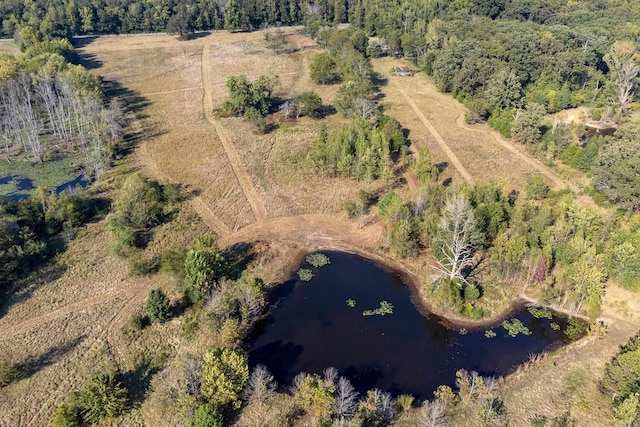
[248, 251, 571, 399]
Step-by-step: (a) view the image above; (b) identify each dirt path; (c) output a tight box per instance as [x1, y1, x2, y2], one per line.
[390, 79, 474, 184]
[219, 214, 383, 250]
[201, 44, 268, 221]
[134, 118, 232, 236]
[454, 112, 578, 192]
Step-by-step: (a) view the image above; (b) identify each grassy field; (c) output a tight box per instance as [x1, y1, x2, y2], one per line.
[0, 29, 633, 426]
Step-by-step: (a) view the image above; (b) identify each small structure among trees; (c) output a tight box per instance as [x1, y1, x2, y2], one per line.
[394, 66, 414, 77]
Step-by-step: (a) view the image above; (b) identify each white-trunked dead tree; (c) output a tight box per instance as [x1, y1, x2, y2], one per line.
[433, 195, 480, 286]
[0, 70, 123, 179]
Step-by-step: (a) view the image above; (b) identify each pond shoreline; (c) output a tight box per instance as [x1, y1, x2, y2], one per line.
[262, 243, 573, 331]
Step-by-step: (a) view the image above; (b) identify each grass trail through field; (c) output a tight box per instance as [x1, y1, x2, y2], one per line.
[201, 43, 267, 221]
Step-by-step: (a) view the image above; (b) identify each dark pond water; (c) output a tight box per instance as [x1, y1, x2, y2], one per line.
[248, 251, 571, 400]
[55, 175, 89, 194]
[1, 174, 88, 200]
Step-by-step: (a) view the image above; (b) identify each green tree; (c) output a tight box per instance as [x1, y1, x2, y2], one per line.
[223, 0, 240, 31]
[511, 103, 546, 144]
[183, 237, 228, 305]
[594, 124, 640, 211]
[147, 288, 171, 323]
[294, 91, 323, 118]
[293, 373, 336, 421]
[310, 52, 337, 84]
[193, 403, 224, 427]
[78, 372, 128, 423]
[200, 348, 249, 408]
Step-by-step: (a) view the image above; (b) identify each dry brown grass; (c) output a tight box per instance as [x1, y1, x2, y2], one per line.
[0, 197, 209, 425]
[0, 39, 19, 56]
[372, 57, 566, 191]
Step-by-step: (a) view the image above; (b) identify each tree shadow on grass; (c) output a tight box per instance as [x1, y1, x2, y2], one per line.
[223, 242, 256, 280]
[0, 259, 67, 320]
[119, 360, 161, 407]
[15, 334, 87, 380]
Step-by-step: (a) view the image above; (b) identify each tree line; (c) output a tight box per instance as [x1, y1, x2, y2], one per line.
[367, 172, 640, 321]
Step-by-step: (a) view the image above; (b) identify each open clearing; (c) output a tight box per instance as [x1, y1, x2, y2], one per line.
[0, 29, 628, 426]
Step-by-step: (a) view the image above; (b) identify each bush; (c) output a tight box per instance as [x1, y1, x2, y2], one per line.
[464, 284, 481, 300]
[147, 288, 171, 324]
[525, 174, 549, 200]
[77, 372, 128, 423]
[193, 403, 224, 427]
[128, 252, 154, 276]
[295, 91, 323, 118]
[564, 318, 589, 340]
[310, 53, 337, 84]
[124, 313, 145, 335]
[52, 403, 81, 427]
[344, 201, 359, 218]
[394, 394, 414, 412]
[160, 247, 187, 278]
[0, 357, 17, 387]
[182, 310, 200, 339]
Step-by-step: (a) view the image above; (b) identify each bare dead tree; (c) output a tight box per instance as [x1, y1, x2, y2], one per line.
[323, 367, 339, 387]
[604, 41, 640, 113]
[354, 98, 377, 121]
[433, 195, 479, 284]
[334, 377, 359, 421]
[243, 364, 277, 404]
[290, 372, 307, 395]
[279, 100, 293, 119]
[418, 400, 447, 427]
[185, 357, 202, 399]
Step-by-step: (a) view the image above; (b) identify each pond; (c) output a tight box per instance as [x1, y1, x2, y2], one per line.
[248, 251, 572, 400]
[1, 174, 88, 200]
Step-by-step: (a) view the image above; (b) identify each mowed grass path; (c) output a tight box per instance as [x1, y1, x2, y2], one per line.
[373, 56, 573, 191]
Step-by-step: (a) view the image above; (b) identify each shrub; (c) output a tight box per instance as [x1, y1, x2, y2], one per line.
[52, 403, 81, 427]
[525, 174, 549, 200]
[0, 357, 17, 387]
[564, 318, 589, 340]
[193, 403, 224, 427]
[464, 284, 481, 300]
[147, 288, 171, 324]
[77, 372, 128, 423]
[160, 247, 187, 278]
